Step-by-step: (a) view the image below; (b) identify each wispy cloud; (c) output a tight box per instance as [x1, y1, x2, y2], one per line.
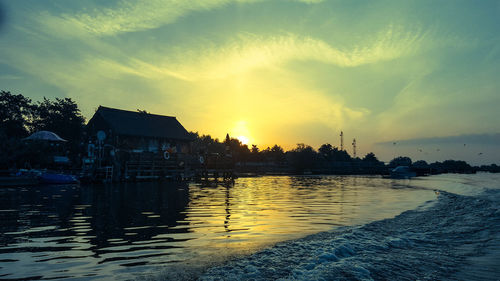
[376, 133, 500, 146]
[38, 0, 324, 36]
[0, 74, 22, 80]
[2, 0, 498, 163]
[0, 24, 416, 135]
[21, 25, 423, 84]
[155, 27, 427, 80]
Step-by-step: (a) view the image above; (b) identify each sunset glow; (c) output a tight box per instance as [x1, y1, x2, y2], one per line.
[231, 121, 252, 145]
[0, 0, 499, 164]
[1, 1, 499, 280]
[237, 136, 249, 145]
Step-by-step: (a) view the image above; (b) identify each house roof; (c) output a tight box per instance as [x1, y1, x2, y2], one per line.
[91, 106, 192, 141]
[23, 131, 67, 142]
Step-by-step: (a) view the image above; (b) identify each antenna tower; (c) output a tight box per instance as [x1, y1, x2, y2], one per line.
[352, 138, 357, 158]
[340, 131, 344, 151]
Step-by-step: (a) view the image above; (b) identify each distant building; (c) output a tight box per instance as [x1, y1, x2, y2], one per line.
[85, 106, 193, 180]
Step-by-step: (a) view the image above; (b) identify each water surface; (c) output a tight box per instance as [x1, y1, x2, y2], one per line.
[0, 175, 479, 280]
[201, 173, 500, 281]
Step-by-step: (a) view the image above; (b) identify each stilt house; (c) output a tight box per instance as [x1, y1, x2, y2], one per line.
[85, 106, 193, 180]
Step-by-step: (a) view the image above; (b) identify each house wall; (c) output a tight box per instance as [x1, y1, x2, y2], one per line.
[84, 110, 194, 181]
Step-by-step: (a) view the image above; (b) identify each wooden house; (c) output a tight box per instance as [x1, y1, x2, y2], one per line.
[85, 106, 193, 181]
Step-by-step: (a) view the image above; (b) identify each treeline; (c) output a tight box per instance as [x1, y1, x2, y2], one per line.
[187, 133, 497, 174]
[0, 90, 85, 140]
[475, 164, 500, 173]
[388, 156, 477, 174]
[0, 90, 85, 168]
[1, 90, 498, 174]
[188, 132, 385, 174]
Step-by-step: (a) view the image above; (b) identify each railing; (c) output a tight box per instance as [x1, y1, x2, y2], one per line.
[124, 160, 183, 180]
[93, 166, 114, 182]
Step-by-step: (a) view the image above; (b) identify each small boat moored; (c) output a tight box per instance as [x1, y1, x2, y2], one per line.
[0, 169, 40, 187]
[39, 172, 79, 184]
[0, 176, 39, 187]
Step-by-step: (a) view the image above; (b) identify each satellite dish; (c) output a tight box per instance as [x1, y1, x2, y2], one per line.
[97, 131, 106, 141]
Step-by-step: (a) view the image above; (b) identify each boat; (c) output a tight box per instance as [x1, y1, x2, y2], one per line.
[0, 176, 39, 187]
[0, 169, 40, 187]
[39, 172, 79, 184]
[390, 166, 417, 179]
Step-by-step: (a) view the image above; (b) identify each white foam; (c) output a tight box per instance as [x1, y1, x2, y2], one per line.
[199, 188, 500, 280]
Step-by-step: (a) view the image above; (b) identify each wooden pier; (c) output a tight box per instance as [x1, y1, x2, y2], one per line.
[195, 169, 235, 181]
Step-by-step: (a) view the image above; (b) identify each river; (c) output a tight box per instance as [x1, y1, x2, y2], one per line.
[0, 173, 498, 280]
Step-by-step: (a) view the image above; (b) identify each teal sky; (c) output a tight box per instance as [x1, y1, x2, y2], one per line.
[1, 0, 499, 164]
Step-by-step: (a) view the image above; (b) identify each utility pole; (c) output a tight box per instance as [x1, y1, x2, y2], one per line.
[340, 131, 344, 151]
[352, 138, 357, 158]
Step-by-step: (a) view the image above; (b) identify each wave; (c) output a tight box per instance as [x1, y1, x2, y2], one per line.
[199, 188, 500, 280]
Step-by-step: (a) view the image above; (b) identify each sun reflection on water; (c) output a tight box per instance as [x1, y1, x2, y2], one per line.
[0, 176, 438, 280]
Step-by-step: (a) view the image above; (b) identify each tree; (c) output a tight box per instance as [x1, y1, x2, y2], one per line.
[286, 143, 317, 172]
[189, 132, 225, 155]
[270, 144, 286, 163]
[389, 156, 412, 167]
[318, 143, 351, 162]
[1, 91, 86, 168]
[249, 144, 261, 161]
[251, 144, 259, 154]
[31, 97, 85, 142]
[0, 90, 34, 138]
[433, 160, 473, 173]
[189, 132, 253, 162]
[362, 152, 379, 163]
[319, 143, 334, 159]
[224, 136, 250, 162]
[260, 144, 286, 163]
[413, 160, 429, 168]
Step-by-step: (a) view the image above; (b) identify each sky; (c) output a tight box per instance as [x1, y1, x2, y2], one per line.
[0, 0, 499, 165]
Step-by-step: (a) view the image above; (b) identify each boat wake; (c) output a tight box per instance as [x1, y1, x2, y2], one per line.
[199, 188, 500, 280]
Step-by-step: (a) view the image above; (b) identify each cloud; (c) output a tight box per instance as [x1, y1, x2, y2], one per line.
[174, 64, 372, 147]
[156, 27, 426, 81]
[0, 74, 22, 80]
[22, 25, 423, 84]
[1, 23, 414, 141]
[372, 57, 500, 142]
[38, 0, 324, 36]
[376, 133, 500, 146]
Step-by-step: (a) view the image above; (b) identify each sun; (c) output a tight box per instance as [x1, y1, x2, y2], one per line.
[237, 135, 249, 145]
[232, 120, 253, 145]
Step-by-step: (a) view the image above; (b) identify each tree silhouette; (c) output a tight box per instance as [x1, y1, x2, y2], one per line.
[32, 97, 85, 142]
[413, 160, 429, 168]
[261, 144, 286, 163]
[287, 143, 317, 172]
[318, 143, 351, 162]
[0, 90, 34, 138]
[389, 156, 412, 167]
[362, 152, 379, 163]
[1, 91, 86, 168]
